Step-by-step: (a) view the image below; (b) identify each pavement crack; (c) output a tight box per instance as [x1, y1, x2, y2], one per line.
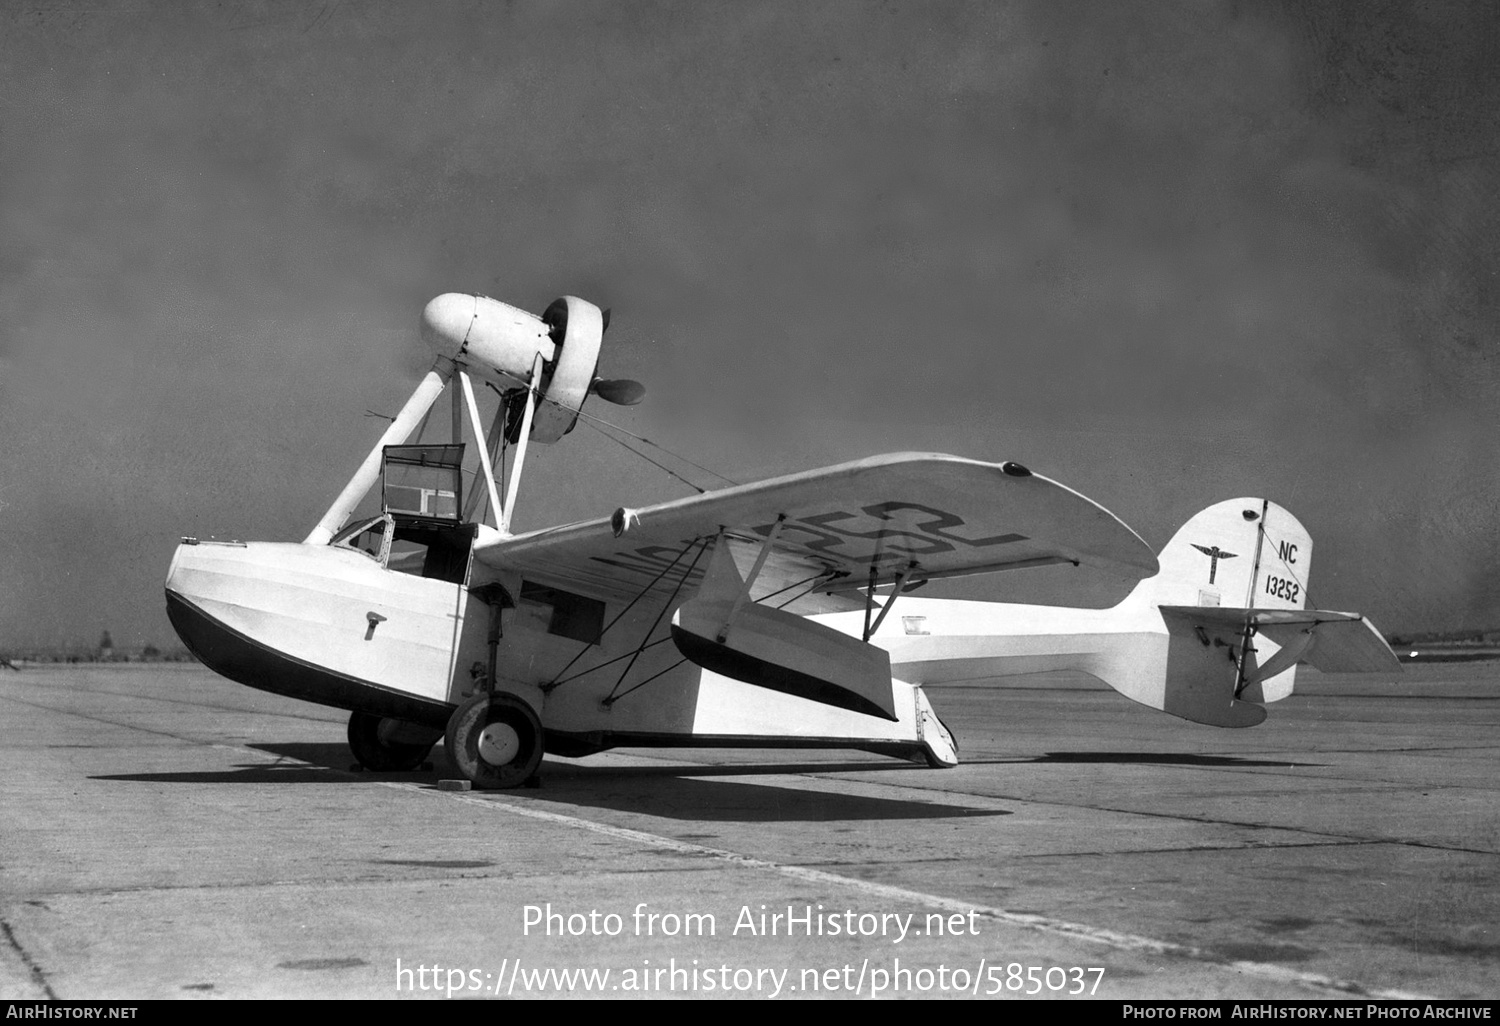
[2, 917, 58, 1000]
[1015, 839, 1384, 858]
[823, 776, 1500, 855]
[16, 863, 741, 901]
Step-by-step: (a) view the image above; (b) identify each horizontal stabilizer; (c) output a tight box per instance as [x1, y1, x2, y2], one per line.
[1160, 606, 1400, 674]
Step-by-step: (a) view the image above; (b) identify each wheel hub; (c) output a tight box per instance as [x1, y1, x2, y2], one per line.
[476, 722, 521, 765]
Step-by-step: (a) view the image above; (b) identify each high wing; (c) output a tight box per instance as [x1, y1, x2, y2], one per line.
[474, 452, 1157, 610]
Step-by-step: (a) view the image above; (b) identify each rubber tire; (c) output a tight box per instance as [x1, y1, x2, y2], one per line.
[445, 693, 544, 789]
[347, 711, 435, 772]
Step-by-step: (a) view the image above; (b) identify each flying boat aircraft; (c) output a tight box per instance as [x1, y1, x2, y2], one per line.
[165, 293, 1400, 788]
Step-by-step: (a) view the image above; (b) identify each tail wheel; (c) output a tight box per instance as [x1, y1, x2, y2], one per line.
[445, 693, 543, 789]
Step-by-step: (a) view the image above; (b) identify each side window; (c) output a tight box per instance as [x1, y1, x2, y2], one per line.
[518, 582, 605, 645]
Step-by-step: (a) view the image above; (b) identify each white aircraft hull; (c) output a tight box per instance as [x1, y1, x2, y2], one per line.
[166, 539, 480, 722]
[165, 539, 957, 765]
[841, 598, 1166, 686]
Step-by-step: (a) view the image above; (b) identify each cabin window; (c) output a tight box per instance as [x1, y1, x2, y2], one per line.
[519, 581, 605, 645]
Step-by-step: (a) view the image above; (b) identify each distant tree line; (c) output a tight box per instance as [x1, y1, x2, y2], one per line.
[0, 638, 199, 665]
[1387, 628, 1500, 647]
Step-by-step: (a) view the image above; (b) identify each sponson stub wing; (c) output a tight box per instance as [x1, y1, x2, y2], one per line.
[471, 452, 1159, 610]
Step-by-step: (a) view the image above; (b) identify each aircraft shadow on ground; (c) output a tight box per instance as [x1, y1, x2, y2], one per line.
[519, 761, 1009, 823]
[90, 742, 428, 785]
[92, 766, 362, 784]
[97, 742, 1008, 823]
[1026, 751, 1327, 768]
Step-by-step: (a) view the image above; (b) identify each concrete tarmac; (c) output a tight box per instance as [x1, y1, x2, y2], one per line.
[1, 661, 1495, 1000]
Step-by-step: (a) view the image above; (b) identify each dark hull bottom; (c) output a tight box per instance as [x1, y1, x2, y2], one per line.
[165, 589, 454, 727]
[671, 624, 899, 721]
[543, 730, 928, 763]
[166, 589, 928, 762]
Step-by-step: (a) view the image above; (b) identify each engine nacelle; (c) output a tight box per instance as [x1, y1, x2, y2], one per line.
[420, 293, 604, 444]
[421, 293, 554, 387]
[530, 296, 602, 444]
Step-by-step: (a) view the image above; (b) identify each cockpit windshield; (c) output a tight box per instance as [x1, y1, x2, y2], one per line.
[332, 514, 475, 586]
[332, 516, 388, 560]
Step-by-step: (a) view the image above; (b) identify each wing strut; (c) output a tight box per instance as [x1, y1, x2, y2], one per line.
[862, 564, 879, 641]
[718, 515, 785, 642]
[463, 392, 509, 524]
[499, 354, 543, 535]
[1237, 626, 1316, 695]
[304, 368, 448, 545]
[865, 562, 917, 641]
[459, 370, 502, 529]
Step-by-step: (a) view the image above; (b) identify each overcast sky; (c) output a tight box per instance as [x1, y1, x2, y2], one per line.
[2, 1, 1498, 649]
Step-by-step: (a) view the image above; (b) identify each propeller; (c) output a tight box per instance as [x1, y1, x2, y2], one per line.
[590, 377, 647, 406]
[586, 306, 647, 405]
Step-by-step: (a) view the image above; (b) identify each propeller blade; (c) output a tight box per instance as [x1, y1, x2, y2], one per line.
[590, 378, 646, 406]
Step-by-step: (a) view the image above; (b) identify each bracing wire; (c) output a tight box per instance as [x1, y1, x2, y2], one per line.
[569, 403, 738, 488]
[480, 377, 739, 493]
[601, 657, 690, 706]
[545, 536, 705, 689]
[581, 420, 709, 494]
[1250, 511, 1320, 611]
[602, 538, 709, 707]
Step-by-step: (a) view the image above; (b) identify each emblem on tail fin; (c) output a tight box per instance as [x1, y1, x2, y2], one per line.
[1190, 544, 1237, 584]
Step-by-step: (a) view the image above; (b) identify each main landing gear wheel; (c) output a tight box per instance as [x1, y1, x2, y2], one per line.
[445, 693, 544, 789]
[347, 711, 437, 772]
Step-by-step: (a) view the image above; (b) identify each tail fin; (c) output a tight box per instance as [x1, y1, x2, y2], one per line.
[1100, 499, 1395, 727]
[1131, 498, 1313, 615]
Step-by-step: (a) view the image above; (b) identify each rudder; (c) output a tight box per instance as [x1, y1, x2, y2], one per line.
[1103, 499, 1316, 726]
[1144, 498, 1313, 617]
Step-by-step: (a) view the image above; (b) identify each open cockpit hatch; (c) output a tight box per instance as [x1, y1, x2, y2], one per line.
[329, 444, 476, 586]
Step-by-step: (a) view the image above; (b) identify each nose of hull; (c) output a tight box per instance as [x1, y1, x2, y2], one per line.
[163, 582, 227, 673]
[164, 539, 457, 726]
[164, 539, 254, 672]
